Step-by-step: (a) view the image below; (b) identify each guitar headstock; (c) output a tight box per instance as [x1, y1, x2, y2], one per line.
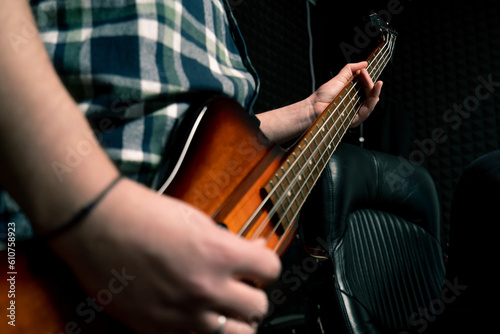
[369, 13, 398, 40]
[369, 13, 397, 62]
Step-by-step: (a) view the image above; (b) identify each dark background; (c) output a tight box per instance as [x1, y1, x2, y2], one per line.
[232, 0, 500, 247]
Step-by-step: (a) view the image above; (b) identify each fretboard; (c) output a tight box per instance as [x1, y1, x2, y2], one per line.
[263, 31, 397, 234]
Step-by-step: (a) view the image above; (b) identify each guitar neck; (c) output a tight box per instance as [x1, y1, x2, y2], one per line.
[262, 30, 397, 235]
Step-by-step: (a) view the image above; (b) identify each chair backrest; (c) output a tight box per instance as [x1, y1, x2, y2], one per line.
[300, 144, 446, 333]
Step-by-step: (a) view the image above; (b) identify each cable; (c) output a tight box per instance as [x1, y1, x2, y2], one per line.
[306, 0, 316, 94]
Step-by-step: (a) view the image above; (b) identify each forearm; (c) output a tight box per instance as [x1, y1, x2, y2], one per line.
[0, 0, 118, 233]
[256, 97, 315, 144]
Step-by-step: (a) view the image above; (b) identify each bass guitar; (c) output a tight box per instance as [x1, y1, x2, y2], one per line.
[0, 15, 396, 334]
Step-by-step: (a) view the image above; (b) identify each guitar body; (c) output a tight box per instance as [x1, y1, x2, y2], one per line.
[1, 242, 128, 333]
[162, 97, 296, 254]
[0, 97, 296, 334]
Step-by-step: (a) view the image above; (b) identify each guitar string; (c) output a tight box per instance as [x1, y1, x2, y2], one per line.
[261, 34, 396, 249]
[241, 36, 395, 244]
[246, 34, 396, 248]
[241, 34, 395, 242]
[262, 37, 395, 251]
[260, 35, 396, 247]
[236, 33, 395, 240]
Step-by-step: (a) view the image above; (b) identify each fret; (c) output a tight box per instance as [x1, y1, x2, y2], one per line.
[298, 145, 310, 175]
[278, 171, 288, 198]
[268, 179, 275, 195]
[299, 140, 310, 172]
[331, 108, 340, 133]
[287, 200, 296, 220]
[293, 152, 301, 171]
[289, 162, 297, 179]
[311, 130, 325, 168]
[281, 166, 288, 179]
[315, 123, 326, 158]
[282, 166, 293, 200]
[322, 118, 334, 150]
[313, 127, 321, 145]
[302, 173, 311, 192]
[325, 112, 337, 148]
[280, 215, 291, 231]
[304, 138, 319, 174]
[288, 161, 303, 199]
[338, 100, 348, 131]
[284, 198, 298, 225]
[278, 178, 288, 222]
[311, 131, 329, 178]
[315, 123, 322, 135]
[295, 183, 305, 204]
[305, 138, 313, 155]
[292, 152, 308, 193]
[266, 180, 282, 223]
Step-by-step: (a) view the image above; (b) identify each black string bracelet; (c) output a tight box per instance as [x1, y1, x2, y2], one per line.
[39, 175, 123, 241]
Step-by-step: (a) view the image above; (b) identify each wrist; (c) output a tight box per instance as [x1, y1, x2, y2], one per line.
[304, 94, 320, 122]
[257, 98, 317, 144]
[306, 90, 331, 121]
[38, 175, 123, 240]
[45, 175, 134, 261]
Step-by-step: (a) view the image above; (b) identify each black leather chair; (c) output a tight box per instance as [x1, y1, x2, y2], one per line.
[260, 144, 446, 334]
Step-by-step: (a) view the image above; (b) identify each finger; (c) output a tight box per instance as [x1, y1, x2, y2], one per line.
[215, 279, 269, 322]
[356, 67, 375, 92]
[224, 318, 258, 334]
[365, 80, 383, 110]
[231, 238, 281, 284]
[336, 61, 368, 83]
[203, 312, 258, 334]
[345, 61, 368, 75]
[350, 80, 383, 127]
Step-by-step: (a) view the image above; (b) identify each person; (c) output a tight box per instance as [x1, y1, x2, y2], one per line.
[0, 0, 382, 333]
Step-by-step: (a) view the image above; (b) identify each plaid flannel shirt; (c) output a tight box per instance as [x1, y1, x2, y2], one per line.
[0, 0, 259, 241]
